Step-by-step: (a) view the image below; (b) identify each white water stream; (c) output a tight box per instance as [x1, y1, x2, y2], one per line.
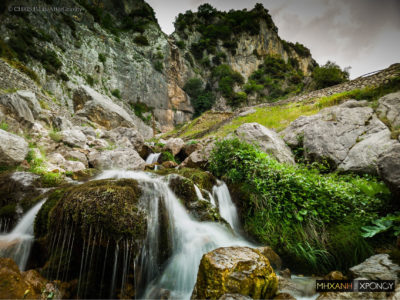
[96, 170, 252, 299]
[0, 200, 45, 270]
[145, 153, 161, 164]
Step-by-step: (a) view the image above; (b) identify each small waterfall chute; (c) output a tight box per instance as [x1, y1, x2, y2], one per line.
[145, 153, 161, 164]
[213, 180, 241, 232]
[0, 199, 45, 270]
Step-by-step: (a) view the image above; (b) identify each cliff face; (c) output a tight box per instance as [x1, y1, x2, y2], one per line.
[0, 0, 316, 133]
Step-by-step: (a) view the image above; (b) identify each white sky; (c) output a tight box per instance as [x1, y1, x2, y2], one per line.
[147, 0, 400, 79]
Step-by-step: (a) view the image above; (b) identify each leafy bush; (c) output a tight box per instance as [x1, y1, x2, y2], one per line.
[184, 78, 216, 117]
[312, 61, 350, 89]
[175, 40, 185, 49]
[111, 89, 121, 99]
[210, 139, 390, 273]
[0, 122, 8, 131]
[153, 60, 163, 72]
[134, 35, 149, 46]
[212, 64, 244, 102]
[98, 53, 106, 64]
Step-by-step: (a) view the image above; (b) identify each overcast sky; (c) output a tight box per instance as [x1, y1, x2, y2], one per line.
[147, 0, 400, 79]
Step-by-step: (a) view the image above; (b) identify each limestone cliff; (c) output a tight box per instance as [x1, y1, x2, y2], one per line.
[0, 0, 316, 133]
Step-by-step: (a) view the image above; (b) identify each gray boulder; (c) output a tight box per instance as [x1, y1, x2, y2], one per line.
[349, 254, 400, 281]
[378, 143, 400, 198]
[0, 129, 28, 166]
[339, 129, 398, 174]
[377, 91, 400, 128]
[235, 123, 295, 165]
[88, 148, 145, 170]
[60, 128, 87, 148]
[72, 86, 152, 138]
[282, 101, 390, 170]
[164, 138, 185, 156]
[105, 127, 144, 151]
[0, 90, 41, 123]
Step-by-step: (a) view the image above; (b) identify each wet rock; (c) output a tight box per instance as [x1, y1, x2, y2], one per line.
[0, 129, 29, 166]
[257, 246, 282, 270]
[280, 269, 291, 279]
[324, 270, 346, 280]
[164, 138, 185, 156]
[191, 246, 278, 299]
[377, 91, 400, 128]
[181, 142, 202, 158]
[349, 254, 400, 281]
[60, 128, 87, 148]
[235, 123, 295, 165]
[274, 293, 296, 300]
[162, 161, 178, 168]
[378, 144, 400, 199]
[0, 257, 49, 299]
[88, 148, 146, 170]
[167, 174, 221, 222]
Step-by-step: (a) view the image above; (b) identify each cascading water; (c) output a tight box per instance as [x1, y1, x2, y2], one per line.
[96, 170, 253, 299]
[213, 180, 241, 232]
[145, 153, 161, 164]
[0, 199, 45, 270]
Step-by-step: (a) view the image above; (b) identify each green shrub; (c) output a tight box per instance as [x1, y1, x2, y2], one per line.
[98, 53, 106, 64]
[0, 122, 9, 131]
[210, 139, 390, 273]
[176, 40, 185, 49]
[111, 89, 121, 99]
[85, 75, 94, 86]
[312, 61, 350, 89]
[153, 60, 163, 72]
[49, 129, 62, 142]
[134, 35, 149, 46]
[184, 78, 216, 117]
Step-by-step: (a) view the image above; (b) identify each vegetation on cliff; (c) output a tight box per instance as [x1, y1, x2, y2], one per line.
[210, 138, 391, 273]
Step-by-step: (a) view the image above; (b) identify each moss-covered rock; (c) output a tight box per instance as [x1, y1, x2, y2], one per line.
[167, 174, 223, 222]
[191, 247, 278, 299]
[157, 167, 216, 191]
[34, 179, 147, 298]
[50, 179, 146, 240]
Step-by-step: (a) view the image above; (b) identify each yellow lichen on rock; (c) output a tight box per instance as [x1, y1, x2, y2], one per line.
[191, 246, 278, 299]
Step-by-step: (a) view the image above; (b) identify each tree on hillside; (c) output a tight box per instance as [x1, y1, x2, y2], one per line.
[312, 61, 350, 89]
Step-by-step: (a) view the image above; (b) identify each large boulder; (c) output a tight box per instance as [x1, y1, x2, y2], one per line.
[72, 86, 152, 138]
[0, 90, 41, 123]
[164, 138, 185, 156]
[104, 127, 144, 151]
[282, 100, 391, 171]
[378, 143, 400, 199]
[0, 129, 29, 166]
[349, 254, 400, 281]
[235, 123, 295, 165]
[191, 247, 278, 299]
[60, 128, 87, 148]
[36, 179, 147, 298]
[377, 91, 400, 128]
[88, 148, 146, 170]
[338, 129, 398, 174]
[180, 140, 215, 170]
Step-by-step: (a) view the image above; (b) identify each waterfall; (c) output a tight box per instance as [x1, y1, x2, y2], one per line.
[145, 153, 161, 164]
[213, 181, 241, 232]
[0, 200, 45, 270]
[97, 170, 252, 299]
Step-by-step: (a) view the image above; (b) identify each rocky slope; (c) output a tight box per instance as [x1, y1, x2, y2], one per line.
[0, 0, 316, 133]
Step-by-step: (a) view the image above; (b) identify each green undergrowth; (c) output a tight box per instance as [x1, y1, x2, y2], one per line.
[210, 139, 392, 273]
[213, 75, 400, 138]
[26, 148, 63, 186]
